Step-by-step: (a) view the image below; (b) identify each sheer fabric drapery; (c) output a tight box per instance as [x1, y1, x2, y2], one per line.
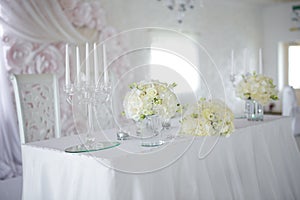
[0, 42, 22, 179]
[0, 0, 108, 179]
[0, 0, 87, 43]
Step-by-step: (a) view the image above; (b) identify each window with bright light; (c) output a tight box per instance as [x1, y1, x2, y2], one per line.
[288, 45, 300, 89]
[149, 33, 201, 99]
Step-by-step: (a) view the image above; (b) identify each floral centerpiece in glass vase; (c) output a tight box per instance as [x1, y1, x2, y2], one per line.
[235, 72, 278, 121]
[123, 80, 180, 146]
[180, 98, 235, 137]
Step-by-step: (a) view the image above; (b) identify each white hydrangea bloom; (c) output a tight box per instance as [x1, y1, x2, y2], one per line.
[123, 80, 180, 121]
[235, 72, 278, 105]
[180, 99, 235, 137]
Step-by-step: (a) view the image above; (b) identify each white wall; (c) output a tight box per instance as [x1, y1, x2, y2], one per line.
[263, 2, 300, 111]
[101, 0, 266, 115]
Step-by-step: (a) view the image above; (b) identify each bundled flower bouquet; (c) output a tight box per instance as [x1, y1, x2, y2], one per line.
[235, 72, 278, 105]
[180, 98, 235, 137]
[123, 80, 180, 122]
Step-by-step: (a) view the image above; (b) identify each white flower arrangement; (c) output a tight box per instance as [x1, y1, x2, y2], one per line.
[235, 72, 278, 105]
[123, 80, 180, 122]
[180, 98, 235, 137]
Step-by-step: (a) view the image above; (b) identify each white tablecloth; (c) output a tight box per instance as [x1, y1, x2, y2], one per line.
[21, 116, 300, 200]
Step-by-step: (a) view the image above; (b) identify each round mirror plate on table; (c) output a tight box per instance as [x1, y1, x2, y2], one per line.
[65, 141, 120, 153]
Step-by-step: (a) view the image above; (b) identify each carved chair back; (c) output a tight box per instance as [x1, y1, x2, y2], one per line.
[10, 74, 61, 144]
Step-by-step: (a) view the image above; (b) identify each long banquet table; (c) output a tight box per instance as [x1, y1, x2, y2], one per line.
[21, 115, 300, 200]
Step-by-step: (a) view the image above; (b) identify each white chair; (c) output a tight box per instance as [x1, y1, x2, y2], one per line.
[10, 74, 61, 144]
[282, 85, 300, 136]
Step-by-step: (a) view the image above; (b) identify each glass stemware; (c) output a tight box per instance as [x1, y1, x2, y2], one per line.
[140, 115, 165, 147]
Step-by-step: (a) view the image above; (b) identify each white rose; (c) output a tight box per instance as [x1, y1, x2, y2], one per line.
[146, 87, 158, 97]
[59, 0, 78, 9]
[7, 42, 34, 69]
[72, 2, 92, 27]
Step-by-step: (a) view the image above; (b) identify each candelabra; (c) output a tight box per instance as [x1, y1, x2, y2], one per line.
[229, 73, 237, 87]
[64, 43, 119, 153]
[230, 48, 264, 88]
[64, 82, 118, 153]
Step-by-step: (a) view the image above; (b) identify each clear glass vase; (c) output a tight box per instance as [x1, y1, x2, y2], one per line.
[244, 99, 264, 121]
[139, 115, 165, 147]
[162, 118, 171, 130]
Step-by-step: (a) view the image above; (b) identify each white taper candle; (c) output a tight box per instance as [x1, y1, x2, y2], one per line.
[243, 48, 248, 73]
[231, 50, 234, 75]
[94, 43, 99, 86]
[76, 46, 81, 86]
[103, 44, 108, 86]
[65, 44, 70, 87]
[259, 48, 263, 74]
[85, 42, 90, 84]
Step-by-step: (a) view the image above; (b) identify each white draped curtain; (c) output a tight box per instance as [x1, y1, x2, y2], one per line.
[0, 43, 22, 179]
[0, 0, 125, 180]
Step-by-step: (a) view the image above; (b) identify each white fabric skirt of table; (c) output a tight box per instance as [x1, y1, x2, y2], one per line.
[21, 116, 300, 200]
